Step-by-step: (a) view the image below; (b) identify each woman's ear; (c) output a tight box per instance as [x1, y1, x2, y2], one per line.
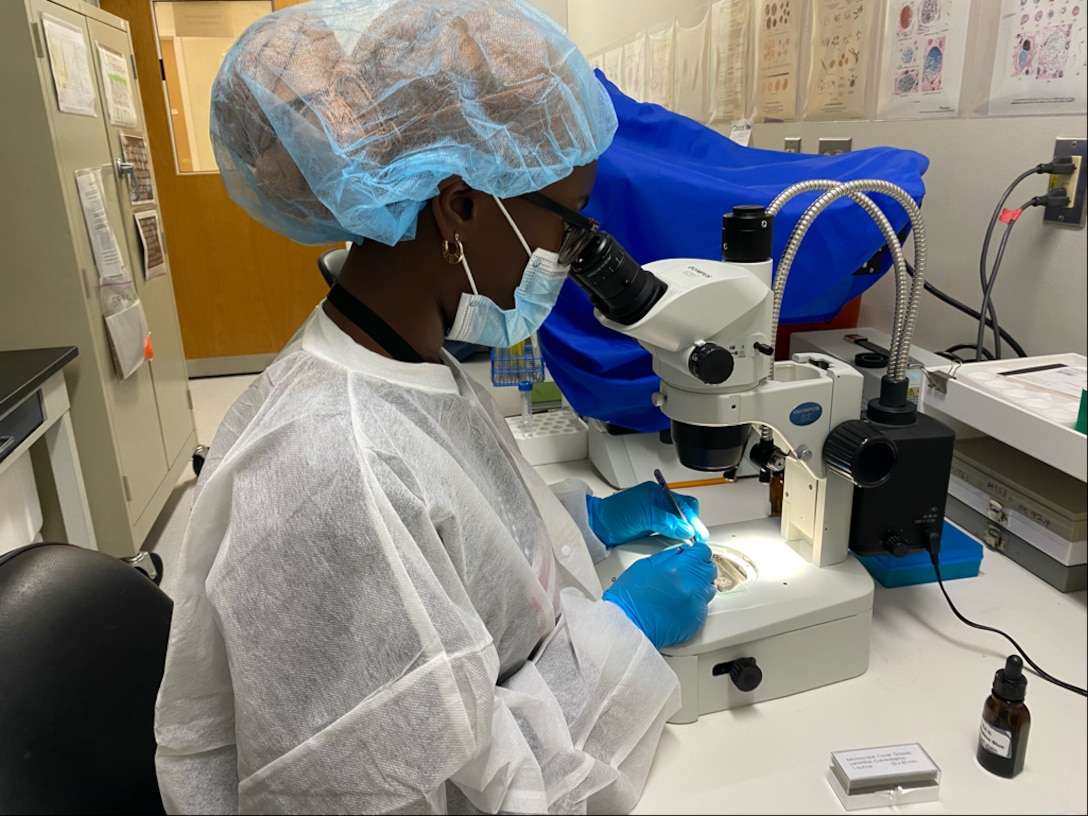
[432, 176, 477, 240]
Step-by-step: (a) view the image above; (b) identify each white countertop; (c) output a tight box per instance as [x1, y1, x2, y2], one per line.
[536, 460, 1088, 815]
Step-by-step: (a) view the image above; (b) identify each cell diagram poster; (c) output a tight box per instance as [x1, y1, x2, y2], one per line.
[877, 0, 972, 119]
[988, 0, 1087, 116]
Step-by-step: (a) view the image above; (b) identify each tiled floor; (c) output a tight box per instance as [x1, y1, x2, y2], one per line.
[142, 374, 255, 599]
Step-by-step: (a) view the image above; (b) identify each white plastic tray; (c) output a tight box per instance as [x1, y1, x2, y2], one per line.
[506, 408, 588, 466]
[926, 353, 1086, 482]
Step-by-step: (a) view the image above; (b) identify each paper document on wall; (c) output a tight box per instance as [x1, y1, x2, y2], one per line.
[729, 119, 753, 146]
[876, 0, 971, 120]
[753, 0, 800, 121]
[805, 0, 875, 121]
[134, 210, 167, 280]
[602, 47, 623, 87]
[41, 14, 97, 117]
[75, 168, 126, 281]
[96, 44, 138, 127]
[119, 133, 155, 205]
[623, 34, 647, 101]
[675, 10, 710, 122]
[987, 0, 1087, 116]
[646, 24, 676, 108]
[708, 0, 751, 123]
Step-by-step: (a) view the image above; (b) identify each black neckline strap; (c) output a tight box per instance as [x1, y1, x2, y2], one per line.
[327, 284, 424, 364]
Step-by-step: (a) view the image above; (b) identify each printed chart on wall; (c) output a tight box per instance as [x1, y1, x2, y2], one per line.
[753, 0, 800, 121]
[134, 211, 167, 280]
[988, 0, 1087, 116]
[623, 34, 648, 101]
[119, 133, 155, 205]
[41, 15, 97, 117]
[602, 47, 623, 87]
[646, 24, 677, 108]
[708, 0, 752, 124]
[806, 0, 875, 120]
[877, 0, 970, 119]
[675, 10, 710, 121]
[96, 44, 138, 127]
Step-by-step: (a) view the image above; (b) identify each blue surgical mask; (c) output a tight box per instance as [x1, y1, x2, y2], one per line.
[446, 197, 569, 348]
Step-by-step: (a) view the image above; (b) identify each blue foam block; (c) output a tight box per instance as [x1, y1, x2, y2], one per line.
[856, 521, 983, 588]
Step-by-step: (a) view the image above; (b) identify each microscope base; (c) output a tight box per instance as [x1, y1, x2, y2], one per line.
[594, 517, 874, 724]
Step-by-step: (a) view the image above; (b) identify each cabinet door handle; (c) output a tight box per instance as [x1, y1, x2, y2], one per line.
[115, 158, 137, 185]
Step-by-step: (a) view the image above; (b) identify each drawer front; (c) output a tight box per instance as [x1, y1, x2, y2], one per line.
[0, 393, 45, 465]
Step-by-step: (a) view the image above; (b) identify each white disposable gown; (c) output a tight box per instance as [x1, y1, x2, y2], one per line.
[154, 306, 681, 815]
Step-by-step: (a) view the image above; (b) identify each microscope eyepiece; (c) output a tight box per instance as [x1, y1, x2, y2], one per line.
[567, 231, 666, 325]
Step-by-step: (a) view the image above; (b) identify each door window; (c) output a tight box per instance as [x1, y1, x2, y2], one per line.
[153, 1, 271, 173]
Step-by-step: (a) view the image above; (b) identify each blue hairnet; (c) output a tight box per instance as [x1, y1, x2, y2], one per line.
[210, 0, 617, 246]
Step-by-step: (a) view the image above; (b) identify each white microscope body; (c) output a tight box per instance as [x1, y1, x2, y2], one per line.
[592, 257, 875, 724]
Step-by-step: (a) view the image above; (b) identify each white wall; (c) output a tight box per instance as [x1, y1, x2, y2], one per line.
[532, 0, 568, 28]
[754, 117, 1087, 358]
[566, 0, 1087, 358]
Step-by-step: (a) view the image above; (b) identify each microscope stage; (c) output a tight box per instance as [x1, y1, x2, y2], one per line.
[594, 517, 875, 722]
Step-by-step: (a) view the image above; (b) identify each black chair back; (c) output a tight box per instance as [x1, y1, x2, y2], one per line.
[0, 543, 172, 815]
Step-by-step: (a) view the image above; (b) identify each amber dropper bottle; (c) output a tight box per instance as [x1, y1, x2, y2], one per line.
[977, 655, 1031, 778]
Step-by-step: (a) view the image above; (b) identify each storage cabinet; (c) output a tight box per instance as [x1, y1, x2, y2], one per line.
[0, 0, 197, 558]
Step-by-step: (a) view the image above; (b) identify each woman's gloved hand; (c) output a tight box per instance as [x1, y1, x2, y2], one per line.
[587, 481, 710, 547]
[602, 542, 718, 649]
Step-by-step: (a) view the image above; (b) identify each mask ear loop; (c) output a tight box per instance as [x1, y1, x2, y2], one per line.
[461, 252, 479, 296]
[493, 196, 532, 257]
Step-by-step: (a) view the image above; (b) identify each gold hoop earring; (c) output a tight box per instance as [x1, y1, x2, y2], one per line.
[442, 234, 464, 265]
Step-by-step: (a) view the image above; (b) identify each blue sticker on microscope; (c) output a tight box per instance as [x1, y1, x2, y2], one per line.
[789, 402, 823, 426]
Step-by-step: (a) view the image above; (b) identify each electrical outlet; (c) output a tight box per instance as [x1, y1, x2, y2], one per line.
[784, 137, 802, 153]
[818, 137, 852, 155]
[1043, 137, 1087, 226]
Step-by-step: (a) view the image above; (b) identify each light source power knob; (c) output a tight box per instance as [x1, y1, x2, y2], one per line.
[824, 419, 898, 488]
[688, 342, 734, 384]
[729, 658, 762, 692]
[713, 657, 763, 691]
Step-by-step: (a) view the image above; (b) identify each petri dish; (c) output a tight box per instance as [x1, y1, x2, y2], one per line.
[709, 545, 758, 594]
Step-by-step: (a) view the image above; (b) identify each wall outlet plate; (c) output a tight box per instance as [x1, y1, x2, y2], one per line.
[1044, 137, 1087, 226]
[818, 137, 852, 155]
[784, 136, 802, 153]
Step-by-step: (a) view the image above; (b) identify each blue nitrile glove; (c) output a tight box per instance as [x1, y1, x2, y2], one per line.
[602, 542, 718, 649]
[586, 481, 710, 547]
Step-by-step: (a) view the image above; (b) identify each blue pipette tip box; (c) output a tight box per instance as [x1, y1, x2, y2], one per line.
[856, 520, 982, 588]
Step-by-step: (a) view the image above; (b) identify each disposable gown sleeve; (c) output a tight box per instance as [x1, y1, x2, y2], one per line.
[501, 588, 680, 814]
[548, 477, 609, 565]
[159, 419, 679, 815]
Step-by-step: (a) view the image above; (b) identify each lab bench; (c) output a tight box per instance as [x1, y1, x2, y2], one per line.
[536, 460, 1088, 815]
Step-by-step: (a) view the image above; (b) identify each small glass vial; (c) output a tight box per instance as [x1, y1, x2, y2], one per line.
[768, 470, 784, 517]
[977, 655, 1031, 778]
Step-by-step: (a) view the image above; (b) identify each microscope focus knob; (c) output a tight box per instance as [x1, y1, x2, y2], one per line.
[688, 342, 734, 384]
[729, 658, 763, 692]
[882, 532, 911, 558]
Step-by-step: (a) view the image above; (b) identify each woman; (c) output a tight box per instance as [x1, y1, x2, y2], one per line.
[155, 1, 717, 813]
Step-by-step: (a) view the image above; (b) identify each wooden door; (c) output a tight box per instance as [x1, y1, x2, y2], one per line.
[100, 0, 335, 375]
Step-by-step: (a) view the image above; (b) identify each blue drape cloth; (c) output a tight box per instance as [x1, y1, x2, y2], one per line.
[539, 73, 929, 431]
